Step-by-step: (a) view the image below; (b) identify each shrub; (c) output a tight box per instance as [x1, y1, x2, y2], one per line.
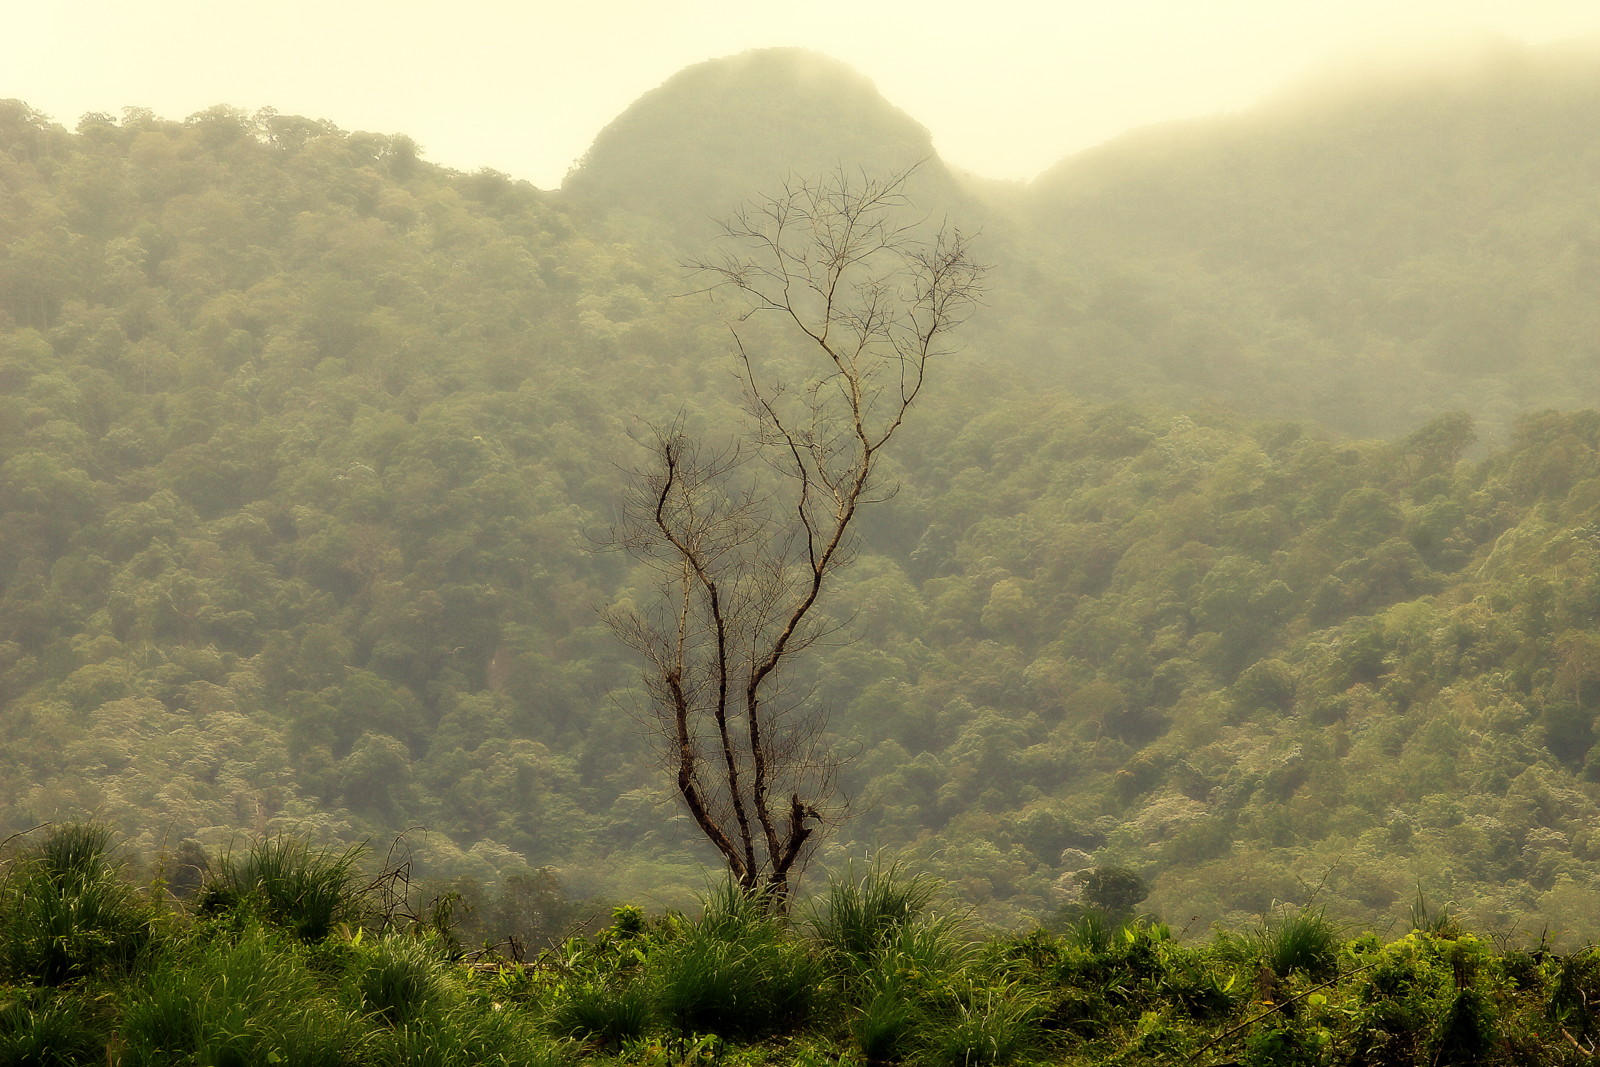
[198, 836, 367, 941]
[1548, 948, 1600, 1043]
[1429, 986, 1497, 1066]
[0, 822, 158, 985]
[1243, 1025, 1325, 1067]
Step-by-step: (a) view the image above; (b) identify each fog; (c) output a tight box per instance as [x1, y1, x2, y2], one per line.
[5, 0, 1599, 189]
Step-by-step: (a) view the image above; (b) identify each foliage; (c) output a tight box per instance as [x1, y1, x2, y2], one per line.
[349, 934, 453, 1026]
[1075, 866, 1149, 921]
[5, 843, 1600, 1064]
[807, 855, 944, 973]
[0, 988, 102, 1065]
[546, 978, 652, 1050]
[118, 926, 361, 1066]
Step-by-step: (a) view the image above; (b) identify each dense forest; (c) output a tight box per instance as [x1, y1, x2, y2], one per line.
[7, 38, 1600, 951]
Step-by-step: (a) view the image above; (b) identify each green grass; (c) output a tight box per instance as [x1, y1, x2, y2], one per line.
[349, 934, 454, 1026]
[548, 979, 653, 1049]
[13, 834, 1600, 1067]
[119, 926, 362, 1066]
[1259, 906, 1341, 981]
[808, 856, 941, 971]
[923, 984, 1041, 1067]
[649, 878, 821, 1040]
[198, 835, 368, 942]
[0, 987, 103, 1065]
[0, 822, 159, 985]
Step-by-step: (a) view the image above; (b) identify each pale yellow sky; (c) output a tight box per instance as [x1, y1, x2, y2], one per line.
[6, 1, 1600, 188]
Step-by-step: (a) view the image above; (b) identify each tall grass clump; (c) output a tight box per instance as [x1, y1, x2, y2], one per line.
[809, 863, 975, 1063]
[0, 988, 105, 1064]
[922, 984, 1042, 1067]
[809, 857, 941, 973]
[348, 934, 454, 1026]
[120, 926, 361, 1066]
[198, 835, 367, 941]
[388, 1008, 568, 1067]
[1260, 906, 1341, 981]
[0, 822, 158, 985]
[1063, 908, 1115, 954]
[549, 980, 653, 1050]
[850, 969, 925, 1063]
[650, 878, 820, 1039]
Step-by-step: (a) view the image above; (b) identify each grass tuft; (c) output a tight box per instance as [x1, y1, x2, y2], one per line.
[120, 926, 361, 1066]
[650, 877, 821, 1039]
[198, 835, 368, 942]
[1260, 906, 1341, 981]
[350, 934, 453, 1026]
[0, 822, 158, 985]
[809, 857, 941, 971]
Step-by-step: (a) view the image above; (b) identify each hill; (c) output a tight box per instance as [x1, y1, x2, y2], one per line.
[5, 40, 1600, 936]
[997, 38, 1600, 438]
[562, 48, 973, 244]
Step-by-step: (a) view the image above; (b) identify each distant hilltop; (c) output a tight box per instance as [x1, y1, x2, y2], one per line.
[561, 47, 967, 240]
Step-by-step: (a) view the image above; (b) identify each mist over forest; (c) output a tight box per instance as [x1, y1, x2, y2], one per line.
[7, 36, 1600, 947]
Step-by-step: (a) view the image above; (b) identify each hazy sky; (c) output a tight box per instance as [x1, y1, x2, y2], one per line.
[7, 1, 1600, 189]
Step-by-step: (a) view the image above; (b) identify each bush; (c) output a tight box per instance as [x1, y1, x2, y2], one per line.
[1429, 986, 1497, 1066]
[0, 823, 158, 985]
[198, 836, 368, 941]
[1548, 948, 1600, 1043]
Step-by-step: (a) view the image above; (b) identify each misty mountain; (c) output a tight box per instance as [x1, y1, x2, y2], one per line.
[561, 47, 976, 244]
[560, 41, 1600, 440]
[1005, 38, 1600, 439]
[7, 40, 1600, 934]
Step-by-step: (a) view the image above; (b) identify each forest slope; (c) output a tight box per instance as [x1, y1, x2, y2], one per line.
[4, 42, 1600, 934]
[1004, 39, 1600, 438]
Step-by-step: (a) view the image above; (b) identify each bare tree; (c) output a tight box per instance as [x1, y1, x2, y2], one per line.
[607, 167, 984, 899]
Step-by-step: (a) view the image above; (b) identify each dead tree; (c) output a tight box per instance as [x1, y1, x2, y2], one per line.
[607, 167, 984, 899]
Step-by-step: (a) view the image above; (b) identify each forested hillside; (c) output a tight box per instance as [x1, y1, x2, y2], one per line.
[6, 39, 1600, 936]
[1000, 40, 1600, 439]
